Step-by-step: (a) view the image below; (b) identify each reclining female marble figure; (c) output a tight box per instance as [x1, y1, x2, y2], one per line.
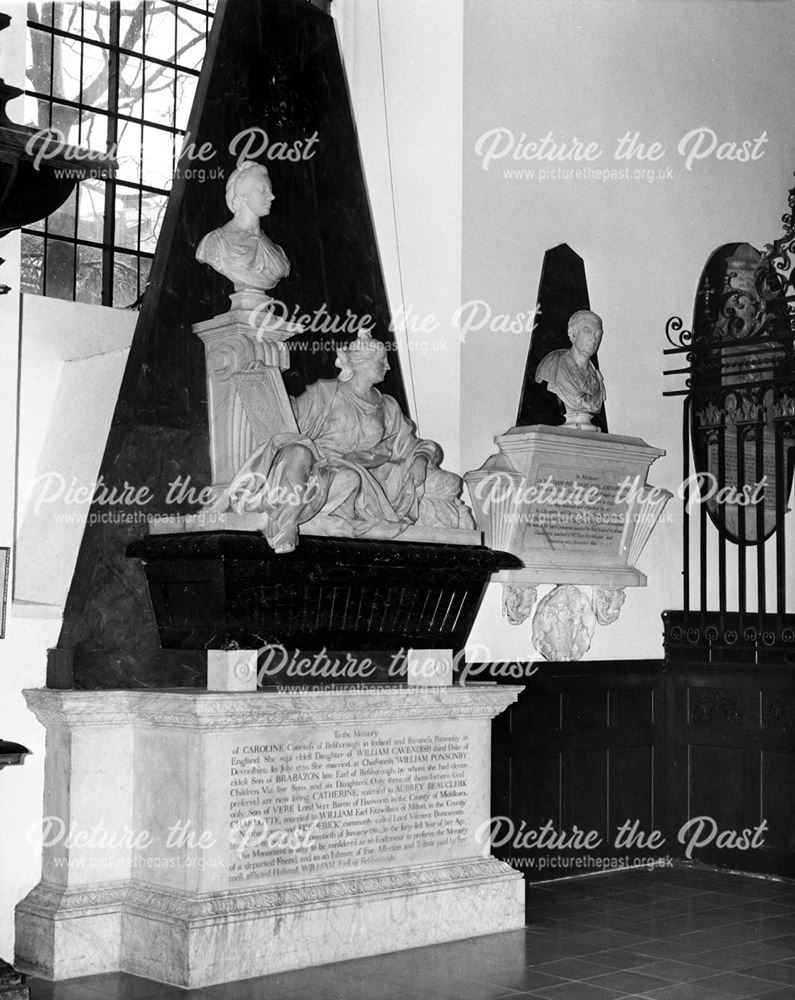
[215, 329, 475, 553]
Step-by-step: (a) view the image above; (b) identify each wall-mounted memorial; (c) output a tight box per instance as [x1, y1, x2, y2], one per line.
[465, 248, 671, 661]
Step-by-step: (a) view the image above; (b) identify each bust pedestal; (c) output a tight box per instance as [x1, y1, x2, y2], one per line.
[15, 687, 524, 988]
[465, 424, 671, 660]
[192, 295, 304, 497]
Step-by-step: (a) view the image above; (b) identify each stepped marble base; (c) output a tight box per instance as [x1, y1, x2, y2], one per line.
[16, 688, 524, 988]
[17, 859, 522, 987]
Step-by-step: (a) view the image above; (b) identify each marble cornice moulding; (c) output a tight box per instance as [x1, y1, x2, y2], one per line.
[23, 687, 524, 730]
[494, 426, 664, 469]
[22, 858, 518, 922]
[20, 691, 138, 729]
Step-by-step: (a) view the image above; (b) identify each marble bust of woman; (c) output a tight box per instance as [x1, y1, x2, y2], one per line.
[195, 161, 290, 297]
[535, 309, 606, 431]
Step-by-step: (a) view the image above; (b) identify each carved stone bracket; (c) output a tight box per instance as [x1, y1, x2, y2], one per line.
[592, 587, 626, 626]
[507, 584, 628, 661]
[502, 583, 538, 625]
[530, 585, 596, 661]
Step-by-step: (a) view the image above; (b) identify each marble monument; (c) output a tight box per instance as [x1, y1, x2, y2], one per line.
[16, 152, 524, 988]
[16, 5, 526, 988]
[466, 309, 671, 661]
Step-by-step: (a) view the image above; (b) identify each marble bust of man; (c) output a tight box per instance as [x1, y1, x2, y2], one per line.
[535, 309, 606, 430]
[195, 161, 290, 295]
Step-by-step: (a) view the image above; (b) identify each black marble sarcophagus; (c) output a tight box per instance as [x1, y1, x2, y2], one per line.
[127, 531, 519, 652]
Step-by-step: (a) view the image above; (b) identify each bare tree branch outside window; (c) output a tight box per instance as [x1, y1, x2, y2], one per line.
[22, 0, 214, 307]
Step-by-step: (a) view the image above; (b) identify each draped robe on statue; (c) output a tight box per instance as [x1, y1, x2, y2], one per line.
[535, 349, 605, 415]
[225, 379, 473, 551]
[195, 222, 290, 291]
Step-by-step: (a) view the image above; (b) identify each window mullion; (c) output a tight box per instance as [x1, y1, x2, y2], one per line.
[101, 2, 121, 307]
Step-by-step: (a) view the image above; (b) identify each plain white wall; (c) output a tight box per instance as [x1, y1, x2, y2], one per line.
[15, 296, 134, 608]
[334, 0, 464, 468]
[462, 0, 795, 661]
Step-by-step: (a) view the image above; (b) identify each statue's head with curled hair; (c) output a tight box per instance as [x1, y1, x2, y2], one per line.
[225, 160, 272, 215]
[567, 310, 603, 354]
[335, 328, 389, 382]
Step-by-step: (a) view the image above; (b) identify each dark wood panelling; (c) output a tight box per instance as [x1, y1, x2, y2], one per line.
[492, 660, 795, 881]
[667, 664, 795, 877]
[610, 747, 656, 833]
[491, 661, 667, 883]
[513, 751, 560, 829]
[762, 751, 795, 856]
[564, 749, 609, 839]
[689, 745, 752, 828]
[565, 690, 609, 731]
[613, 686, 654, 729]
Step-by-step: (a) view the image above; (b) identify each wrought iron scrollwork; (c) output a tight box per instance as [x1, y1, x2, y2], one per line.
[756, 176, 795, 333]
[665, 315, 692, 349]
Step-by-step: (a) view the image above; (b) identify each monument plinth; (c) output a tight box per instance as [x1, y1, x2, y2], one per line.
[466, 424, 670, 586]
[465, 424, 671, 660]
[15, 687, 524, 988]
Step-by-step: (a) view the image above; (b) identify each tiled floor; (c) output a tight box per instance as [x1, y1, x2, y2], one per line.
[23, 866, 795, 999]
